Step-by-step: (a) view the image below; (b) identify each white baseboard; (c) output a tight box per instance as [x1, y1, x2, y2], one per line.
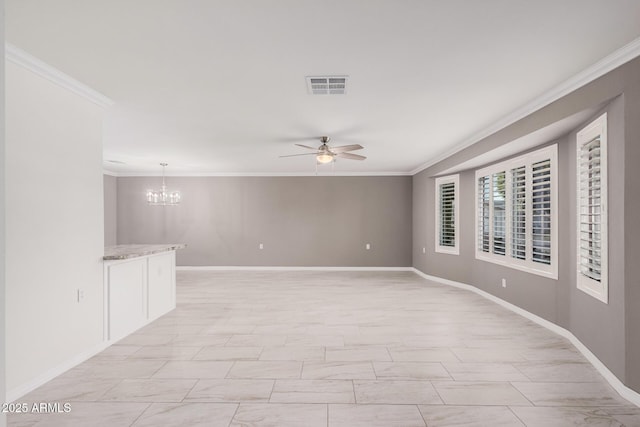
[6, 341, 110, 403]
[411, 268, 640, 407]
[177, 266, 413, 272]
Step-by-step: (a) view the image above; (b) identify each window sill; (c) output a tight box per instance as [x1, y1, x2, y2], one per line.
[475, 252, 557, 280]
[436, 246, 459, 256]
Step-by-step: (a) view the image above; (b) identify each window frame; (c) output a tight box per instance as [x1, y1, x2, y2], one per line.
[435, 174, 460, 255]
[474, 144, 558, 279]
[576, 113, 608, 303]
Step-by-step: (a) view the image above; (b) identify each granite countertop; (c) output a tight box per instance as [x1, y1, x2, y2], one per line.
[103, 244, 186, 260]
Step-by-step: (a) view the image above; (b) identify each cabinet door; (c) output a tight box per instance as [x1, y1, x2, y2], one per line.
[148, 251, 175, 320]
[107, 258, 147, 341]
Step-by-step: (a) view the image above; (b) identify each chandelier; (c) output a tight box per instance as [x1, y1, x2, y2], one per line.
[146, 163, 181, 205]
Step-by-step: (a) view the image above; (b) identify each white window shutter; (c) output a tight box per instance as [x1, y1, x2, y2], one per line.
[510, 166, 527, 260]
[477, 176, 491, 253]
[577, 113, 608, 303]
[435, 175, 459, 255]
[439, 182, 456, 247]
[531, 159, 552, 265]
[475, 144, 557, 279]
[492, 171, 506, 256]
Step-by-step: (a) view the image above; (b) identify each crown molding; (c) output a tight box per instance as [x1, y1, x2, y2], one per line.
[5, 43, 115, 109]
[409, 36, 640, 175]
[103, 170, 412, 177]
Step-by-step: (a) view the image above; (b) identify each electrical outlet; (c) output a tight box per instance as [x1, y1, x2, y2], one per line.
[259, 243, 264, 250]
[501, 278, 506, 288]
[77, 289, 85, 302]
[365, 243, 371, 250]
[422, 247, 426, 254]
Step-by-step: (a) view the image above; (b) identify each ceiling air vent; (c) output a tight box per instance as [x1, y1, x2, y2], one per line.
[306, 76, 348, 95]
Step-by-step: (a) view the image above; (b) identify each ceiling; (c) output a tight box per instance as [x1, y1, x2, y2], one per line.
[6, 0, 640, 175]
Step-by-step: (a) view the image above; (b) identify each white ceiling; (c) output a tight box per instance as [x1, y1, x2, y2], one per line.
[6, 0, 640, 175]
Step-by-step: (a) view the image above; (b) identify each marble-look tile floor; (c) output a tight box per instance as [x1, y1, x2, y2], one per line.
[9, 271, 640, 426]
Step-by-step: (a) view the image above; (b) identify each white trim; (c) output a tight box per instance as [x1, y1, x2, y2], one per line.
[102, 170, 412, 177]
[5, 43, 114, 109]
[6, 341, 110, 403]
[474, 144, 558, 279]
[102, 170, 119, 177]
[410, 36, 640, 175]
[434, 174, 460, 255]
[410, 268, 640, 407]
[576, 113, 608, 303]
[177, 266, 413, 272]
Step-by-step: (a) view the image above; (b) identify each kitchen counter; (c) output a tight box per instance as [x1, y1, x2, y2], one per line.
[104, 243, 186, 260]
[103, 243, 185, 342]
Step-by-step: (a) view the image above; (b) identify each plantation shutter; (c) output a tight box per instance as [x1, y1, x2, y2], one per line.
[531, 159, 552, 265]
[511, 166, 527, 260]
[439, 182, 456, 247]
[478, 176, 491, 253]
[492, 172, 506, 255]
[475, 144, 557, 279]
[578, 136, 602, 281]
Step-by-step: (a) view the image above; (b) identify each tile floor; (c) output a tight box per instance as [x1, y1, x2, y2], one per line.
[9, 271, 640, 426]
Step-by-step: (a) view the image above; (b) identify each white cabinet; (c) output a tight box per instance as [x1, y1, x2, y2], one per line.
[105, 258, 147, 342]
[103, 250, 177, 342]
[148, 251, 176, 321]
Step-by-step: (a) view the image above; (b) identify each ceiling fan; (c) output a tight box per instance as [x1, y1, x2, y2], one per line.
[280, 136, 366, 164]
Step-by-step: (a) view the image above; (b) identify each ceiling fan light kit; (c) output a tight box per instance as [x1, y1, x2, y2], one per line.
[316, 153, 334, 164]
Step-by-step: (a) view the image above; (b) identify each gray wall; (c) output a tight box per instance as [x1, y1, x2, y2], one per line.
[117, 176, 412, 267]
[413, 56, 640, 392]
[104, 174, 117, 246]
[625, 76, 640, 391]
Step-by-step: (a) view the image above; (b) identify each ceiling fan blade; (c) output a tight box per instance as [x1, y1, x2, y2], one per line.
[279, 153, 318, 158]
[294, 144, 319, 150]
[330, 144, 364, 153]
[336, 152, 366, 160]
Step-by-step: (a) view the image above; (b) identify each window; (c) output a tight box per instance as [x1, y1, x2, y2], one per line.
[532, 159, 552, 265]
[511, 166, 526, 260]
[576, 113, 608, 303]
[435, 174, 459, 255]
[478, 176, 490, 253]
[475, 145, 557, 278]
[492, 171, 506, 256]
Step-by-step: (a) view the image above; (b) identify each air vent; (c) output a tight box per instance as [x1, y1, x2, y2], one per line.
[306, 75, 348, 95]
